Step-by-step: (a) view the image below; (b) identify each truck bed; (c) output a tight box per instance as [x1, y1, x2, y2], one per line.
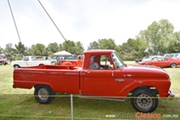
[13, 65, 81, 94]
[25, 64, 81, 70]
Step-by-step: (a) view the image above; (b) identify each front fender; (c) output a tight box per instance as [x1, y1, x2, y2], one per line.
[118, 80, 171, 98]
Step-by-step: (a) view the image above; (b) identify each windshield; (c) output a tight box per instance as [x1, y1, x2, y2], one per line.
[111, 52, 125, 68]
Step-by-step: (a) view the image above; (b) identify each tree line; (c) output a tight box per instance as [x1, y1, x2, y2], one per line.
[0, 19, 180, 61]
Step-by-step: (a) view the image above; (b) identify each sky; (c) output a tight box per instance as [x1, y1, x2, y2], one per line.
[0, 0, 180, 49]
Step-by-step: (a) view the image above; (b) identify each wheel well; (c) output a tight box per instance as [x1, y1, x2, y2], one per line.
[13, 64, 20, 67]
[170, 63, 177, 68]
[170, 62, 176, 65]
[34, 84, 52, 90]
[62, 62, 73, 66]
[130, 86, 159, 95]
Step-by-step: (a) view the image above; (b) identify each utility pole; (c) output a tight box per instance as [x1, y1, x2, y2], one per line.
[7, 0, 22, 43]
[38, 0, 67, 41]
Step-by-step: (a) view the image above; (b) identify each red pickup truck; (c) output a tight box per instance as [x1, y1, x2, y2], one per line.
[13, 50, 174, 113]
[59, 55, 83, 66]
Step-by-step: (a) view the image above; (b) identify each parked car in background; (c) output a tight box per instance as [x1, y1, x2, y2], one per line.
[11, 56, 56, 68]
[135, 55, 163, 63]
[135, 58, 143, 63]
[139, 57, 180, 68]
[142, 55, 163, 61]
[164, 53, 180, 58]
[0, 57, 8, 65]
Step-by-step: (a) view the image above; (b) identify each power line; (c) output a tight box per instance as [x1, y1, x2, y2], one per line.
[7, 0, 22, 43]
[37, 0, 67, 41]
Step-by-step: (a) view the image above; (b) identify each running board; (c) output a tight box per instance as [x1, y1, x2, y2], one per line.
[79, 95, 125, 101]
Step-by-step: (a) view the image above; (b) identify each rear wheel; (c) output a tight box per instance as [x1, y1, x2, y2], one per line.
[34, 85, 55, 104]
[131, 89, 158, 113]
[170, 63, 176, 68]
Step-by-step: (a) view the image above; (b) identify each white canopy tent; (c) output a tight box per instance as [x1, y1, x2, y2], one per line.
[53, 50, 72, 56]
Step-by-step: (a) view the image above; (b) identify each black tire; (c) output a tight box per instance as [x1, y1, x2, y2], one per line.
[14, 65, 20, 68]
[34, 85, 55, 104]
[4, 62, 7, 65]
[170, 63, 176, 68]
[131, 89, 158, 113]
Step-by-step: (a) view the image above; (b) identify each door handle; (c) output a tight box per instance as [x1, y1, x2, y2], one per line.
[115, 78, 125, 82]
[84, 70, 91, 73]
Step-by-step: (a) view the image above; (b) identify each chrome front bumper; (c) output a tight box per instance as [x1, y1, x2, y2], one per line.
[168, 90, 175, 99]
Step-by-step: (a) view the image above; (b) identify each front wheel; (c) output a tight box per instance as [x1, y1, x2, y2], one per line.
[131, 89, 158, 113]
[170, 63, 176, 68]
[34, 85, 55, 104]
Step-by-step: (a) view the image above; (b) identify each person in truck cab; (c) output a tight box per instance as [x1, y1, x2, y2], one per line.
[89, 55, 113, 70]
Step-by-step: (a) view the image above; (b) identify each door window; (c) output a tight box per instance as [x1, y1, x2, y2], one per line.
[89, 55, 113, 70]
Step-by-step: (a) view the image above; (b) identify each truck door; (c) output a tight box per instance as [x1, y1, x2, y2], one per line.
[21, 56, 30, 67]
[81, 69, 115, 96]
[80, 55, 125, 97]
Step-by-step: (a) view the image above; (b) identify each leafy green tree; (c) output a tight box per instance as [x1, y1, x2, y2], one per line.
[115, 45, 122, 53]
[170, 31, 180, 52]
[87, 41, 100, 50]
[139, 19, 174, 54]
[47, 42, 59, 53]
[59, 40, 84, 55]
[99, 38, 117, 49]
[0, 47, 3, 55]
[135, 38, 148, 58]
[74, 41, 84, 55]
[168, 31, 180, 53]
[46, 42, 59, 57]
[88, 38, 116, 50]
[59, 40, 75, 54]
[59, 44, 63, 51]
[119, 38, 147, 60]
[3, 43, 16, 61]
[15, 42, 28, 56]
[29, 43, 47, 56]
[121, 41, 132, 60]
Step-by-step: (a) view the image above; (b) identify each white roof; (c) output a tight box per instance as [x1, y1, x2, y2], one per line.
[53, 50, 72, 56]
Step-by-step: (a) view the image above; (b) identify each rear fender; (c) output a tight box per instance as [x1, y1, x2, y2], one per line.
[34, 83, 54, 91]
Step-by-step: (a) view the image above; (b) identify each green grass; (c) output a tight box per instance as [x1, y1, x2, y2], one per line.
[0, 63, 180, 120]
